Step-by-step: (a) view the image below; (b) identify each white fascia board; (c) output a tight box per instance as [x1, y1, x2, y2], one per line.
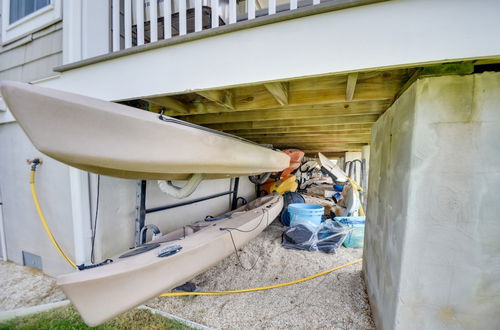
[38, 0, 500, 101]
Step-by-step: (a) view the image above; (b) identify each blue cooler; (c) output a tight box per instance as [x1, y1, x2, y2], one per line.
[334, 216, 365, 248]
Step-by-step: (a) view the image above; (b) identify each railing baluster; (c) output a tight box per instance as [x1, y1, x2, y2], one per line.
[290, 0, 297, 10]
[124, 0, 132, 48]
[313, 0, 320, 4]
[164, 0, 172, 39]
[248, 0, 255, 20]
[136, 0, 145, 45]
[229, 0, 236, 24]
[112, 0, 120, 51]
[195, 0, 202, 32]
[179, 0, 187, 36]
[150, 0, 158, 42]
[269, 0, 276, 15]
[211, 0, 219, 28]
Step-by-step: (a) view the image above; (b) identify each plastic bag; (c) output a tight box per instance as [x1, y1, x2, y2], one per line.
[281, 219, 350, 254]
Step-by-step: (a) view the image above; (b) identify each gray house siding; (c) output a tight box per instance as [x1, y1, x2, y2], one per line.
[0, 22, 62, 82]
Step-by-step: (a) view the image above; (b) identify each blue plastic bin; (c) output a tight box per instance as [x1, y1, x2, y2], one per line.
[334, 216, 366, 248]
[288, 203, 324, 229]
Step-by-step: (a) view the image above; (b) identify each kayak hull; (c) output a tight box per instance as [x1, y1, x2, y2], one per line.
[57, 194, 283, 326]
[0, 81, 290, 180]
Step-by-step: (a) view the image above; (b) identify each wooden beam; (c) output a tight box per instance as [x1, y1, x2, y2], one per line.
[306, 152, 345, 158]
[204, 114, 380, 130]
[156, 69, 408, 116]
[420, 61, 474, 77]
[264, 82, 288, 106]
[146, 96, 189, 114]
[302, 147, 363, 153]
[224, 123, 374, 135]
[345, 72, 358, 101]
[392, 68, 421, 102]
[196, 90, 234, 110]
[178, 100, 388, 125]
[250, 134, 372, 144]
[236, 128, 372, 139]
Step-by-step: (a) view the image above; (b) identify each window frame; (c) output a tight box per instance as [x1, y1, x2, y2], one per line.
[1, 0, 62, 45]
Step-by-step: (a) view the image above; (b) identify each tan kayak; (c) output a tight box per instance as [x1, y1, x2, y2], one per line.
[0, 81, 289, 180]
[57, 193, 283, 326]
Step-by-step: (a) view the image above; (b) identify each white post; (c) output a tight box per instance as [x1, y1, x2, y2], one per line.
[62, 0, 94, 266]
[179, 0, 187, 35]
[81, 0, 111, 59]
[163, 0, 172, 39]
[229, 0, 236, 24]
[211, 0, 219, 28]
[136, 0, 145, 45]
[112, 0, 120, 51]
[69, 170, 92, 265]
[268, 0, 276, 15]
[194, 0, 202, 32]
[248, 0, 255, 20]
[150, 0, 158, 42]
[290, 0, 297, 10]
[62, 0, 82, 64]
[124, 0, 132, 48]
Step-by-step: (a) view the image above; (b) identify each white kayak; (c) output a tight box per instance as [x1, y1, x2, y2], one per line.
[0, 81, 289, 180]
[57, 193, 283, 326]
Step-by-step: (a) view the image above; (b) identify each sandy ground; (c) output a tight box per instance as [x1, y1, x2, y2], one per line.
[147, 220, 374, 330]
[0, 261, 66, 310]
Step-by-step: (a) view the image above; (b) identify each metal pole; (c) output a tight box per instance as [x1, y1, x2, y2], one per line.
[134, 180, 147, 247]
[231, 177, 240, 210]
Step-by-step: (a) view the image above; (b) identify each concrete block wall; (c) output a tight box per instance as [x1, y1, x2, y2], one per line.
[364, 72, 500, 329]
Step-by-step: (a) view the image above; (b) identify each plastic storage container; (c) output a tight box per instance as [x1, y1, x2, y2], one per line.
[334, 216, 365, 248]
[288, 203, 324, 229]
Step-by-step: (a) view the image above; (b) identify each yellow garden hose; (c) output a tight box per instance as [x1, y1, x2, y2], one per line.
[347, 177, 366, 216]
[29, 160, 77, 269]
[160, 258, 362, 297]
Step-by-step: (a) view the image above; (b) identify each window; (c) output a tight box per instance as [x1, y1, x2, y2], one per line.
[9, 0, 51, 24]
[1, 0, 61, 44]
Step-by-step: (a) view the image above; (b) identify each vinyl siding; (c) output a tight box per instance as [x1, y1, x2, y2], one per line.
[0, 6, 62, 83]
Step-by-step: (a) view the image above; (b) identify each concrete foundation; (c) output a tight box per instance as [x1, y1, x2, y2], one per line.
[364, 72, 500, 329]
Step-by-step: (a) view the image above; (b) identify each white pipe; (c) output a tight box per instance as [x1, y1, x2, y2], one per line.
[157, 174, 203, 199]
[0, 201, 7, 261]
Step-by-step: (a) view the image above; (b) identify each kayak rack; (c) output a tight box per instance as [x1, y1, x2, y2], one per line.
[134, 178, 240, 247]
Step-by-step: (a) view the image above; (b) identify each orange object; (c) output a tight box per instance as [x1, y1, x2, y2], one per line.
[266, 149, 305, 183]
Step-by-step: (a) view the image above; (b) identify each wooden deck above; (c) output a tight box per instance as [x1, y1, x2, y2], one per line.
[119, 61, 500, 156]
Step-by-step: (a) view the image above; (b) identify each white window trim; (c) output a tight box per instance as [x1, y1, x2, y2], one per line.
[1, 0, 62, 45]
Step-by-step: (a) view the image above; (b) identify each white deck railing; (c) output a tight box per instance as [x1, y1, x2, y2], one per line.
[110, 0, 323, 52]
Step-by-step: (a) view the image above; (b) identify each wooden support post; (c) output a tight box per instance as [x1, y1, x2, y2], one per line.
[264, 82, 288, 106]
[345, 72, 358, 102]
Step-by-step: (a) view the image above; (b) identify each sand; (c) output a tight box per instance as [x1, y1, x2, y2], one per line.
[0, 261, 66, 311]
[147, 220, 374, 329]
